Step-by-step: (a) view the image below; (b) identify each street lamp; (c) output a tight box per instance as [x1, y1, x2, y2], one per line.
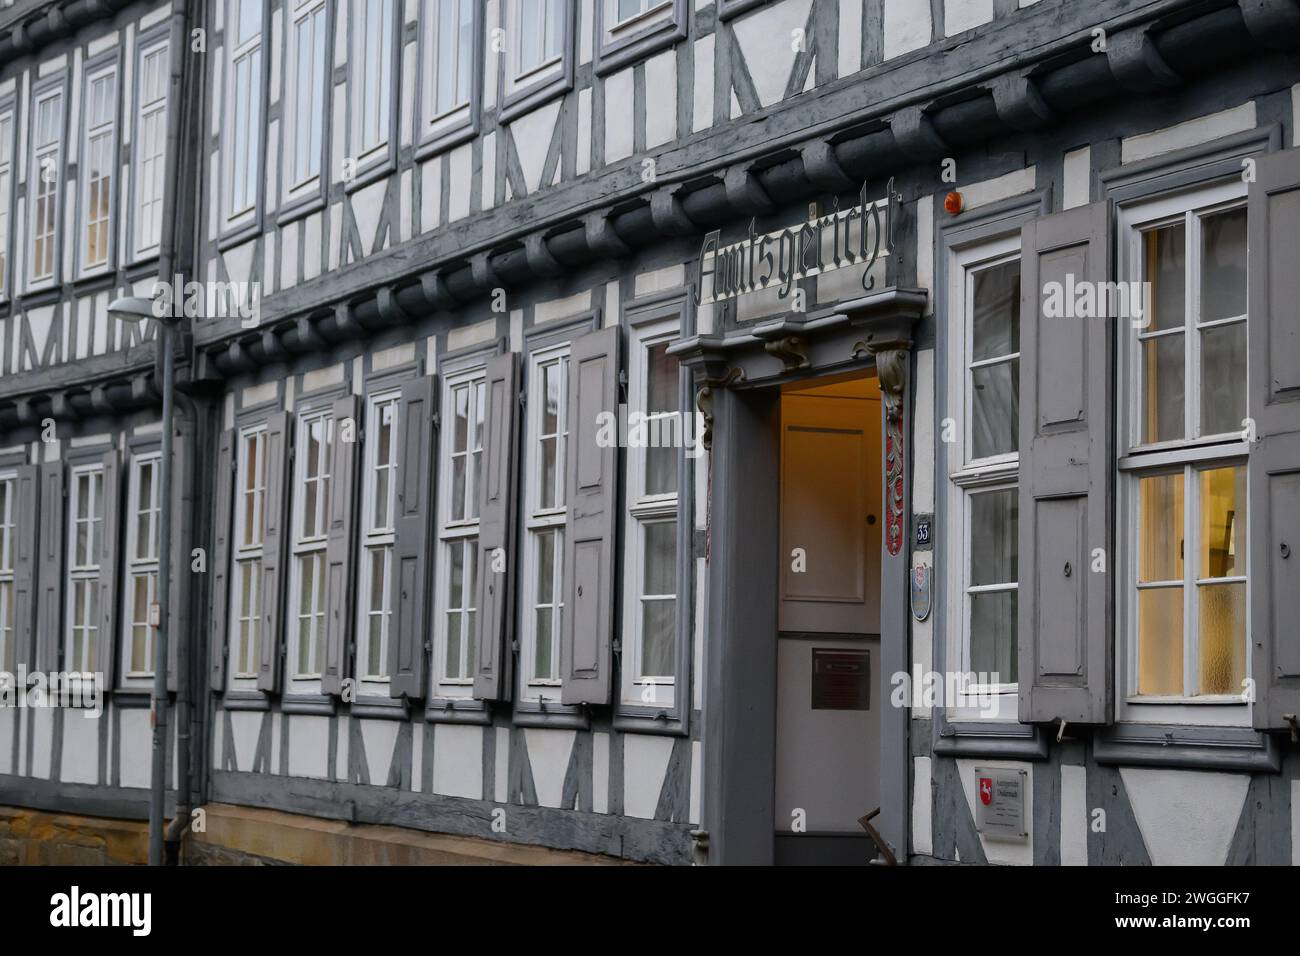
[109, 292, 180, 867]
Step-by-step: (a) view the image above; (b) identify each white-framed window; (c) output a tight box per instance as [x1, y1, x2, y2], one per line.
[517, 0, 564, 77]
[433, 369, 485, 697]
[0, 472, 14, 674]
[29, 85, 63, 284]
[229, 425, 268, 685]
[350, 0, 395, 165]
[944, 234, 1021, 719]
[288, 409, 332, 688]
[225, 0, 263, 223]
[424, 0, 475, 120]
[283, 0, 327, 201]
[124, 453, 161, 680]
[610, 0, 669, 28]
[65, 465, 104, 674]
[0, 108, 13, 299]
[1117, 180, 1250, 725]
[357, 392, 399, 688]
[134, 39, 169, 256]
[81, 64, 117, 272]
[620, 318, 680, 709]
[520, 345, 569, 699]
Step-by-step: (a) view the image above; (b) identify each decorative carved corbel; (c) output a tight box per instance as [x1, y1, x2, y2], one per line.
[694, 367, 745, 451]
[853, 339, 911, 556]
[764, 335, 809, 372]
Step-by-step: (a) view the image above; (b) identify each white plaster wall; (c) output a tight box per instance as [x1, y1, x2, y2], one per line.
[525, 728, 576, 809]
[1060, 764, 1088, 865]
[731, 0, 811, 108]
[432, 723, 483, 799]
[883, 0, 932, 60]
[912, 755, 933, 855]
[0, 706, 16, 775]
[956, 757, 1033, 865]
[1120, 102, 1257, 165]
[351, 180, 387, 256]
[118, 708, 152, 788]
[512, 101, 561, 192]
[287, 715, 331, 779]
[359, 719, 399, 785]
[61, 711, 100, 785]
[944, 0, 993, 36]
[1121, 768, 1248, 865]
[227, 710, 262, 773]
[644, 51, 676, 149]
[1062, 146, 1091, 210]
[604, 69, 635, 163]
[623, 734, 674, 819]
[592, 731, 610, 813]
[693, 36, 714, 133]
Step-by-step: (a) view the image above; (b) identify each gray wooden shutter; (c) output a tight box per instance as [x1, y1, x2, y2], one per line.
[209, 429, 236, 690]
[474, 352, 521, 701]
[1018, 200, 1114, 725]
[388, 377, 436, 699]
[257, 411, 291, 693]
[12, 465, 39, 672]
[560, 327, 620, 705]
[36, 460, 64, 673]
[322, 394, 361, 696]
[1248, 147, 1300, 730]
[167, 425, 192, 692]
[95, 449, 121, 687]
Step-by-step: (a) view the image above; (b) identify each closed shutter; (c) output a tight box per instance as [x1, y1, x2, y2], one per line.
[1018, 200, 1114, 725]
[560, 327, 620, 705]
[167, 425, 192, 692]
[257, 411, 291, 693]
[322, 394, 361, 696]
[474, 352, 521, 701]
[1248, 147, 1300, 730]
[36, 461, 64, 673]
[388, 377, 436, 700]
[95, 450, 121, 687]
[209, 430, 236, 690]
[12, 465, 38, 672]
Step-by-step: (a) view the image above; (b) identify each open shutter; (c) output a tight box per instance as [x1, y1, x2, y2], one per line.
[257, 411, 291, 693]
[1248, 147, 1300, 730]
[474, 352, 521, 701]
[322, 395, 361, 696]
[36, 461, 64, 673]
[167, 425, 193, 692]
[95, 450, 121, 687]
[560, 327, 620, 705]
[1018, 200, 1114, 725]
[389, 377, 436, 699]
[209, 430, 235, 690]
[13, 464, 39, 672]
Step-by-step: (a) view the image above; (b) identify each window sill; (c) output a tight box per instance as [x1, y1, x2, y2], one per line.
[123, 253, 163, 283]
[595, 2, 685, 77]
[498, 66, 574, 126]
[413, 118, 478, 164]
[276, 191, 327, 228]
[221, 689, 272, 711]
[343, 153, 396, 195]
[511, 696, 589, 729]
[218, 220, 262, 253]
[932, 720, 1050, 760]
[613, 702, 687, 737]
[1093, 723, 1281, 773]
[281, 692, 336, 716]
[423, 695, 490, 724]
[350, 695, 410, 720]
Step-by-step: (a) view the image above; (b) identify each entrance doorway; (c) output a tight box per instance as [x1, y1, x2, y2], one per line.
[774, 372, 883, 865]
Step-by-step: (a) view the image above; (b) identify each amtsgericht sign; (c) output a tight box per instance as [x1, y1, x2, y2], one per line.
[694, 182, 894, 306]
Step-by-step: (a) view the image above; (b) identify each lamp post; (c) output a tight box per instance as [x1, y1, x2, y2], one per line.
[109, 292, 179, 867]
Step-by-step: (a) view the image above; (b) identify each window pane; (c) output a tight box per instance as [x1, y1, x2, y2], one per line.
[1199, 466, 1245, 579]
[1199, 207, 1247, 322]
[647, 343, 677, 414]
[970, 359, 1018, 459]
[643, 520, 675, 596]
[1199, 321, 1246, 436]
[1140, 333, 1184, 443]
[1144, 222, 1185, 332]
[446, 611, 462, 675]
[539, 436, 557, 510]
[971, 260, 1020, 362]
[969, 489, 1017, 586]
[1197, 581, 1245, 696]
[1138, 472, 1184, 582]
[451, 456, 466, 521]
[1137, 587, 1183, 696]
[536, 528, 555, 599]
[646, 443, 677, 496]
[542, 361, 561, 435]
[969, 591, 1016, 683]
[640, 599, 675, 678]
[454, 384, 469, 452]
[436, 0, 456, 114]
[618, 0, 642, 21]
[534, 607, 553, 680]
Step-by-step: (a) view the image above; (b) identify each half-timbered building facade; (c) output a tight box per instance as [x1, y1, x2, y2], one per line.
[1, 0, 1299, 866]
